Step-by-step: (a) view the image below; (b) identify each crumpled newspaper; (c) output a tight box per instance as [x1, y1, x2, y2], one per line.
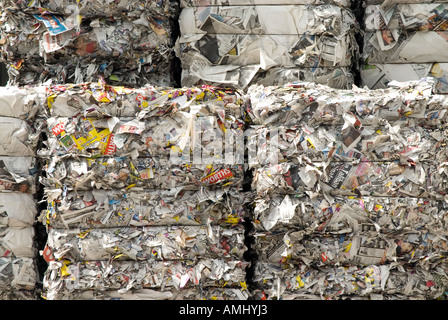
[0, 3, 178, 87]
[43, 258, 249, 300]
[253, 217, 447, 268]
[45, 225, 246, 261]
[252, 261, 448, 300]
[245, 79, 437, 127]
[40, 188, 247, 229]
[39, 81, 248, 162]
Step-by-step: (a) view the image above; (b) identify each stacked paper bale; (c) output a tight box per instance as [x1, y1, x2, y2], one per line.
[361, 1, 448, 94]
[175, 0, 359, 90]
[0, 86, 45, 299]
[0, 0, 180, 87]
[244, 78, 448, 300]
[37, 80, 251, 300]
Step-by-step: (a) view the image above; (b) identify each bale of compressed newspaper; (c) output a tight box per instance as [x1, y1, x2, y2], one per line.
[253, 221, 447, 267]
[176, 2, 359, 89]
[44, 82, 248, 119]
[45, 225, 246, 261]
[246, 121, 448, 164]
[252, 194, 447, 233]
[0, 6, 178, 87]
[0, 257, 38, 296]
[42, 258, 248, 300]
[40, 188, 247, 228]
[252, 161, 448, 198]
[0, 0, 177, 18]
[47, 287, 249, 300]
[361, 3, 448, 93]
[180, 0, 353, 9]
[245, 80, 441, 127]
[40, 157, 245, 192]
[252, 262, 448, 300]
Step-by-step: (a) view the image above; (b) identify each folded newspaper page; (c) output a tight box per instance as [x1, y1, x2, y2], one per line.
[363, 30, 448, 64]
[0, 227, 36, 259]
[0, 86, 45, 120]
